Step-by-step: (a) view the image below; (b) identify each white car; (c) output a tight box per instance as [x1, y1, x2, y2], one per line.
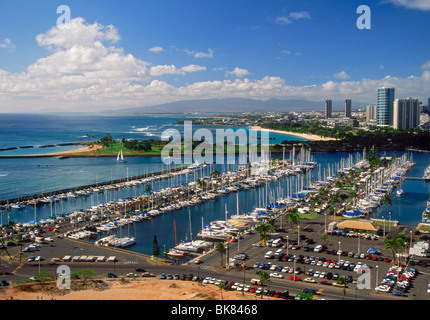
[323, 262, 329, 268]
[328, 263, 335, 269]
[270, 273, 284, 279]
[231, 282, 240, 289]
[314, 271, 321, 278]
[203, 277, 211, 284]
[314, 245, 323, 252]
[304, 277, 316, 283]
[375, 285, 391, 292]
[281, 266, 290, 273]
[265, 251, 273, 259]
[270, 264, 278, 271]
[319, 272, 326, 278]
[316, 260, 323, 266]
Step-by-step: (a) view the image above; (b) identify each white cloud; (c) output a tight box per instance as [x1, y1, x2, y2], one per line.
[36, 17, 119, 49]
[386, 0, 430, 10]
[1, 17, 429, 112]
[334, 71, 351, 80]
[148, 46, 164, 53]
[0, 38, 16, 52]
[275, 11, 311, 25]
[421, 60, 430, 69]
[149, 64, 206, 76]
[184, 48, 214, 58]
[281, 50, 303, 56]
[226, 67, 251, 78]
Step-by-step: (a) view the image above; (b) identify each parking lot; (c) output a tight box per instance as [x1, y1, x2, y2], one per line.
[224, 220, 430, 300]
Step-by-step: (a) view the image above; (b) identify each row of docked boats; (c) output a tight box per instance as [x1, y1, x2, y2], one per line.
[342, 155, 415, 219]
[423, 165, 430, 181]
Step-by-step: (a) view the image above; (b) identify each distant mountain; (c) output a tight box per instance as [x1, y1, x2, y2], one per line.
[111, 98, 368, 114]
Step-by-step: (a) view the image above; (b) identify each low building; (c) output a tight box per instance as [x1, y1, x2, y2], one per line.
[335, 220, 380, 235]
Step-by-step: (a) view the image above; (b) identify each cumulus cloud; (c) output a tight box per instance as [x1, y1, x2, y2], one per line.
[275, 11, 311, 25]
[185, 48, 214, 58]
[148, 46, 164, 53]
[0, 38, 16, 52]
[149, 64, 206, 76]
[0, 17, 429, 113]
[334, 71, 351, 80]
[226, 67, 251, 78]
[386, 0, 430, 10]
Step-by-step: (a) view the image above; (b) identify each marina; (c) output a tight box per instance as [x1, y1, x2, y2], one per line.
[1, 146, 429, 259]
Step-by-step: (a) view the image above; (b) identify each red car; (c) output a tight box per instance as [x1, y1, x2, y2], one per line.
[289, 275, 301, 281]
[384, 257, 391, 263]
[320, 280, 332, 285]
[249, 287, 258, 293]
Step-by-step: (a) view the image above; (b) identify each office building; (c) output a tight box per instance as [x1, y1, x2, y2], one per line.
[345, 99, 352, 118]
[377, 87, 395, 126]
[325, 100, 332, 119]
[366, 105, 377, 121]
[393, 98, 420, 129]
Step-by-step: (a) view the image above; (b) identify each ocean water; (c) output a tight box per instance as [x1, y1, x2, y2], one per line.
[0, 113, 429, 255]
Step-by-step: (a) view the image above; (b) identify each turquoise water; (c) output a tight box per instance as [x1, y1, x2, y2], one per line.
[0, 113, 429, 255]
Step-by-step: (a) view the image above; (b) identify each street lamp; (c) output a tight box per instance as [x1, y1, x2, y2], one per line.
[375, 265, 379, 288]
[286, 235, 289, 256]
[324, 213, 327, 233]
[388, 211, 392, 233]
[382, 216, 385, 237]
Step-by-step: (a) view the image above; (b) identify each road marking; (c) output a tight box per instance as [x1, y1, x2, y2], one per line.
[12, 263, 24, 274]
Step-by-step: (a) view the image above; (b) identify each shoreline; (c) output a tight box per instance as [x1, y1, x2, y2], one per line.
[0, 144, 104, 158]
[249, 126, 339, 141]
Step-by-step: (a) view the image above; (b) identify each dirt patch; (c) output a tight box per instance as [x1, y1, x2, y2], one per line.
[0, 278, 260, 300]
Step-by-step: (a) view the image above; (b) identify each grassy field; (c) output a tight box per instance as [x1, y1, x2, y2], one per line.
[69, 141, 282, 157]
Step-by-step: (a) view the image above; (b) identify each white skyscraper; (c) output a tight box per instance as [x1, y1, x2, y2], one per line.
[393, 98, 420, 129]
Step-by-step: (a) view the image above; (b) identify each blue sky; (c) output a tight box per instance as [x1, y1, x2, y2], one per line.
[0, 0, 429, 112]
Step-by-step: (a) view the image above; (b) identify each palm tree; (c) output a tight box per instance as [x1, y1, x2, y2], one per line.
[285, 207, 300, 229]
[383, 194, 392, 217]
[337, 275, 347, 300]
[395, 233, 407, 264]
[258, 271, 270, 298]
[267, 218, 277, 234]
[196, 178, 207, 191]
[256, 221, 270, 246]
[215, 242, 226, 268]
[384, 234, 398, 263]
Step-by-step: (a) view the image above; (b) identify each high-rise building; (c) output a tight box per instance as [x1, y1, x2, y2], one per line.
[428, 97, 430, 107]
[393, 98, 420, 129]
[345, 99, 352, 118]
[366, 105, 377, 121]
[377, 87, 395, 126]
[325, 100, 332, 119]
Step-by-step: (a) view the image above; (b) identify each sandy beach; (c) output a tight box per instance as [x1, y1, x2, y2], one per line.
[0, 144, 104, 158]
[249, 126, 338, 141]
[0, 278, 259, 301]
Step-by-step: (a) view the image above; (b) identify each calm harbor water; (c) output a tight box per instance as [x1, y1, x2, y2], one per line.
[0, 113, 429, 255]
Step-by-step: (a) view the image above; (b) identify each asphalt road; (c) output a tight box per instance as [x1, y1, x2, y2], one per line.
[1, 213, 429, 301]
